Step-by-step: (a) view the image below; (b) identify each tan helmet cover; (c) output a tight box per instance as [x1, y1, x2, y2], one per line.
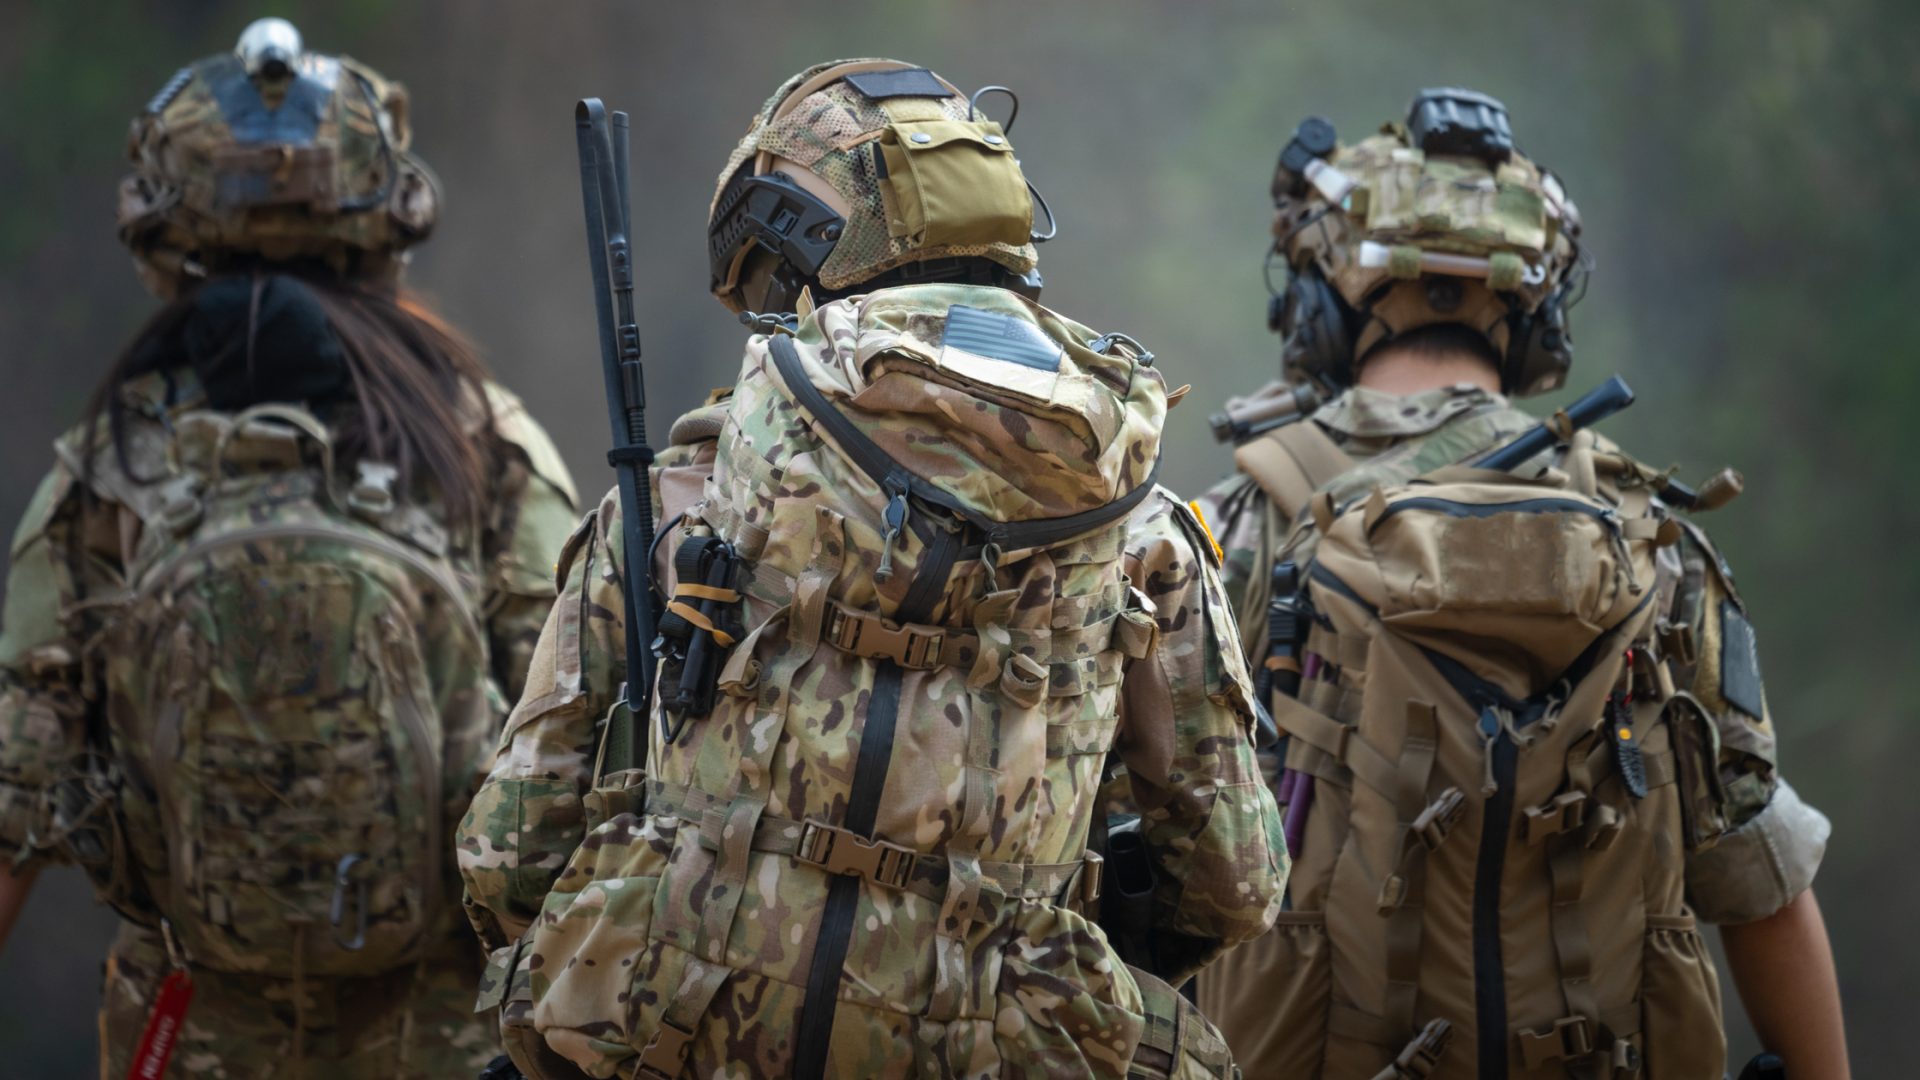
[1276, 125, 1583, 392]
[710, 58, 1038, 311]
[118, 23, 440, 298]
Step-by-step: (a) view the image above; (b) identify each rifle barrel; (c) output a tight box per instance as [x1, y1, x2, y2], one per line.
[1474, 375, 1635, 472]
[576, 99, 659, 764]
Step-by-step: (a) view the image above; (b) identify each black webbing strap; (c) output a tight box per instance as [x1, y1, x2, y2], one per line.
[773, 323, 1156, 1077]
[767, 333, 1161, 552]
[792, 644, 908, 1079]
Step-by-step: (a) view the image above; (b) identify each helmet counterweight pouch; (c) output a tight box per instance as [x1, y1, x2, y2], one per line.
[876, 119, 1032, 249]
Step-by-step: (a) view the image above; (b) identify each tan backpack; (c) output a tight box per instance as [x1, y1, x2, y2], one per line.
[1256, 429, 1731, 1079]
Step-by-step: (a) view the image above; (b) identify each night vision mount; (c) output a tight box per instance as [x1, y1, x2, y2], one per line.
[1406, 87, 1514, 166]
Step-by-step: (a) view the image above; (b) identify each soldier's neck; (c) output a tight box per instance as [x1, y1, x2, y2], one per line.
[1355, 347, 1501, 397]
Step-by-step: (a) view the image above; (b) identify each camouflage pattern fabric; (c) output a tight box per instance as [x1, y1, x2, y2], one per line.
[460, 284, 1284, 1078]
[120, 41, 439, 295]
[711, 59, 1036, 303]
[1276, 131, 1583, 388]
[0, 366, 577, 1068]
[1191, 381, 1831, 1073]
[99, 923, 497, 1080]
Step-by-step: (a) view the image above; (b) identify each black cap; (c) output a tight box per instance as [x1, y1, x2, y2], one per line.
[1275, 116, 1338, 198]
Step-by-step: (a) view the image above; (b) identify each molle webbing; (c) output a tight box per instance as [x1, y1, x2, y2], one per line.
[644, 780, 1102, 908]
[767, 334, 1161, 552]
[1233, 417, 1355, 522]
[1277, 694, 1676, 802]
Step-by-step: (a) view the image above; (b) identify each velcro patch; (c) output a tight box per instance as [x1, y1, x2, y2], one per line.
[843, 68, 950, 101]
[1718, 600, 1766, 718]
[939, 305, 1066, 402]
[943, 305, 1063, 372]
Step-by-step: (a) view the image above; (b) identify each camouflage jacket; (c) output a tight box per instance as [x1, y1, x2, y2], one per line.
[1195, 381, 1830, 925]
[459, 289, 1285, 1077]
[0, 368, 580, 874]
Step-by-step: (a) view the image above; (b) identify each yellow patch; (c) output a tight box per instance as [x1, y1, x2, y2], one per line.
[1187, 500, 1224, 562]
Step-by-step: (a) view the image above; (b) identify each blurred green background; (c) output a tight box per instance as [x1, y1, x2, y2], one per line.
[1, 0, 1913, 1073]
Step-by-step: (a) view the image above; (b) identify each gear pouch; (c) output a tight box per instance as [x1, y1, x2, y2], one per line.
[1663, 692, 1730, 851]
[877, 119, 1031, 249]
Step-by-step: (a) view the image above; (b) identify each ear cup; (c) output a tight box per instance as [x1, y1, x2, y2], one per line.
[1278, 263, 1357, 391]
[1503, 285, 1574, 396]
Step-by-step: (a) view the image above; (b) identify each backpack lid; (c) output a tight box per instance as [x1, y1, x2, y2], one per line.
[770, 284, 1166, 540]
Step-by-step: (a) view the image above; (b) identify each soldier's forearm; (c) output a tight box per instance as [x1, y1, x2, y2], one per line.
[1720, 886, 1850, 1079]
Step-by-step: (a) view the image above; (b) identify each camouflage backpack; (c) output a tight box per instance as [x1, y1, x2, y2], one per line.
[1251, 420, 1731, 1079]
[511, 284, 1212, 1078]
[62, 402, 492, 977]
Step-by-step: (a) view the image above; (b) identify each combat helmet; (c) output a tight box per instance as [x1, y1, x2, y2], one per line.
[118, 18, 440, 298]
[1267, 88, 1587, 397]
[708, 59, 1053, 314]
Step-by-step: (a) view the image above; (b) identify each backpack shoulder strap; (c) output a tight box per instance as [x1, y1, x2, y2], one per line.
[1233, 419, 1355, 523]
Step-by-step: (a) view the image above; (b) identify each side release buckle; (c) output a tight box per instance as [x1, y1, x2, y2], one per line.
[796, 820, 918, 891]
[636, 1018, 697, 1080]
[1522, 790, 1590, 845]
[1379, 1017, 1453, 1079]
[1412, 787, 1467, 852]
[1517, 1014, 1595, 1068]
[824, 606, 946, 670]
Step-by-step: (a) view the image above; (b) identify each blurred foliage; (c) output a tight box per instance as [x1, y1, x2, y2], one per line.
[0, 0, 1913, 1073]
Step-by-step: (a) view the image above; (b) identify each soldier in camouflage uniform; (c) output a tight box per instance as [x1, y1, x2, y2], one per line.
[458, 60, 1285, 1079]
[1193, 92, 1848, 1077]
[0, 20, 579, 1079]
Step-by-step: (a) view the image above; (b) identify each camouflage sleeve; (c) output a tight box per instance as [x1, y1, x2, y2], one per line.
[1670, 525, 1830, 925]
[1117, 489, 1287, 982]
[0, 466, 93, 868]
[479, 384, 581, 703]
[1191, 471, 1285, 664]
[458, 486, 626, 947]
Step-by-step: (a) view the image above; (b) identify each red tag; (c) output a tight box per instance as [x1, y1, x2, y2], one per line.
[126, 969, 195, 1080]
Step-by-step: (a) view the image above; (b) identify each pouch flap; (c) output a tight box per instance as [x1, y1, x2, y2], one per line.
[1315, 481, 1657, 697]
[878, 119, 1030, 249]
[890, 118, 1016, 155]
[785, 287, 1165, 528]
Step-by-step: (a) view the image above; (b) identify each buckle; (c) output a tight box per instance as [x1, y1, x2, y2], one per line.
[347, 460, 399, 518]
[1412, 787, 1466, 852]
[823, 607, 944, 669]
[1517, 1015, 1594, 1068]
[1078, 851, 1104, 906]
[1522, 790, 1589, 845]
[636, 1018, 696, 1079]
[1386, 1018, 1452, 1078]
[796, 820, 917, 890]
[156, 475, 204, 535]
[1584, 802, 1625, 852]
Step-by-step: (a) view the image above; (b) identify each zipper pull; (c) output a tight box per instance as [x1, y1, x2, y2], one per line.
[1477, 706, 1504, 797]
[875, 489, 908, 582]
[1601, 507, 1644, 594]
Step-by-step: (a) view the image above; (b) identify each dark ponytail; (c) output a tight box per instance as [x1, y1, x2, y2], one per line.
[81, 271, 496, 524]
